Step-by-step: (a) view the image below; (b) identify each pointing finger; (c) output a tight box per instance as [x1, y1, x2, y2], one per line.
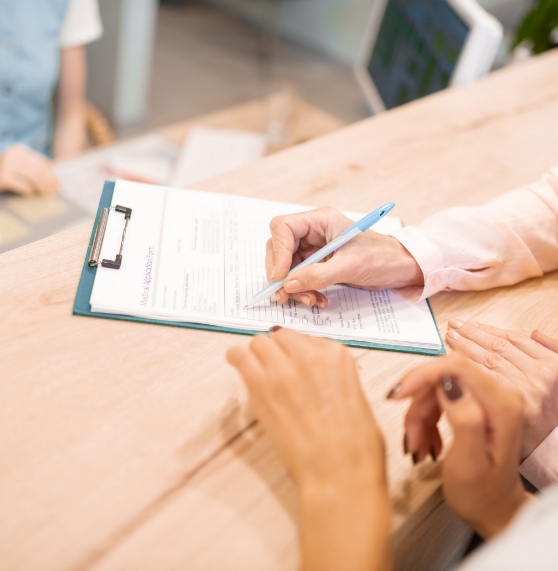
[450, 320, 552, 361]
[437, 376, 491, 477]
[265, 238, 277, 282]
[447, 320, 536, 372]
[274, 288, 328, 308]
[226, 345, 267, 391]
[284, 253, 350, 294]
[531, 330, 558, 354]
[404, 389, 441, 462]
[268, 213, 308, 281]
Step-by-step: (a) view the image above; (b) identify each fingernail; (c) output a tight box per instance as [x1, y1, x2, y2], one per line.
[430, 447, 437, 462]
[446, 329, 461, 340]
[403, 433, 408, 455]
[448, 319, 464, 329]
[275, 291, 281, 302]
[386, 383, 402, 399]
[269, 325, 282, 333]
[284, 279, 302, 293]
[440, 375, 463, 401]
[316, 299, 325, 308]
[412, 452, 419, 465]
[299, 294, 312, 306]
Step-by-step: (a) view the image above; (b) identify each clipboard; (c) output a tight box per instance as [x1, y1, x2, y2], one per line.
[73, 181, 446, 356]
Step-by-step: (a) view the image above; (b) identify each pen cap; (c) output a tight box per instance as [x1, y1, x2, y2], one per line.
[357, 202, 395, 230]
[342, 202, 396, 234]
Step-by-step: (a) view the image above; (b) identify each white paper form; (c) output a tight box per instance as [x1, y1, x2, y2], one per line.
[169, 127, 267, 188]
[90, 181, 441, 350]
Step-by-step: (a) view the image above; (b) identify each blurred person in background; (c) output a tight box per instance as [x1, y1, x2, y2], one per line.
[0, 0, 102, 196]
[228, 328, 558, 571]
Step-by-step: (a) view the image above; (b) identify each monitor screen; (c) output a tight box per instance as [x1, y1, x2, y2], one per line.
[367, 0, 469, 109]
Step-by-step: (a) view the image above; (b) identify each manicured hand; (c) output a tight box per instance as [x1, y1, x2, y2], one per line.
[0, 144, 59, 196]
[227, 328, 392, 571]
[227, 326, 385, 489]
[446, 321, 558, 459]
[265, 207, 423, 308]
[390, 355, 532, 539]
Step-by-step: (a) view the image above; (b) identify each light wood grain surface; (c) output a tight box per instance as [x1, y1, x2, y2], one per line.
[1, 52, 558, 571]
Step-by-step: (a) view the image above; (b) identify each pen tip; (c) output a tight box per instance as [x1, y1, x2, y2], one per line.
[243, 305, 248, 309]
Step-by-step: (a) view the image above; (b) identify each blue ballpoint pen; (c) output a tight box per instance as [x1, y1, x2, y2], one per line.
[244, 201, 396, 309]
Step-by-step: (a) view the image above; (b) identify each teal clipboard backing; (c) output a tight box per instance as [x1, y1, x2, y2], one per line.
[73, 182, 446, 356]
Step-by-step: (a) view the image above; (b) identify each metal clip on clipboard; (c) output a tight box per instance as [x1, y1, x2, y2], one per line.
[88, 205, 132, 270]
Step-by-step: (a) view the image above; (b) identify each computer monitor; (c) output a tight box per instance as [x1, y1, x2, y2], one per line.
[355, 0, 503, 113]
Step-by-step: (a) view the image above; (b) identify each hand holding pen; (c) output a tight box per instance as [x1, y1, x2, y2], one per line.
[259, 204, 424, 308]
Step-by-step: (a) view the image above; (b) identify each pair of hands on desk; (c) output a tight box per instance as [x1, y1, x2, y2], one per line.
[0, 144, 59, 196]
[227, 327, 558, 571]
[407, 321, 558, 462]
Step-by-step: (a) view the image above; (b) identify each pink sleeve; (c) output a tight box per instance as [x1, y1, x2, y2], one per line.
[390, 167, 558, 302]
[519, 427, 558, 490]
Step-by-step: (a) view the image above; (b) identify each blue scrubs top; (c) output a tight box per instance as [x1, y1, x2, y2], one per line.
[0, 0, 71, 156]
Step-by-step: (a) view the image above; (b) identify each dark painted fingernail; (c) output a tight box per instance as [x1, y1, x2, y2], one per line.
[386, 383, 402, 399]
[412, 452, 419, 465]
[269, 326, 282, 333]
[440, 375, 463, 401]
[403, 433, 408, 455]
[430, 447, 437, 462]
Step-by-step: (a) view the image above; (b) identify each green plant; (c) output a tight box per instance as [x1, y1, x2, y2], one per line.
[512, 0, 558, 54]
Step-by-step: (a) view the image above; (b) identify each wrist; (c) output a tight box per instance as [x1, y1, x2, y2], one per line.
[388, 238, 424, 288]
[368, 234, 423, 290]
[299, 481, 392, 571]
[300, 476, 389, 507]
[475, 490, 534, 539]
[297, 454, 388, 499]
[299, 474, 391, 538]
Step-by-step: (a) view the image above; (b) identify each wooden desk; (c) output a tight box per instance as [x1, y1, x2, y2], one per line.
[1, 52, 558, 571]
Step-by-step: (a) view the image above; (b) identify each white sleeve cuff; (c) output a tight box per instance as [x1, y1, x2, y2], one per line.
[60, 0, 103, 48]
[519, 427, 558, 491]
[392, 226, 445, 280]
